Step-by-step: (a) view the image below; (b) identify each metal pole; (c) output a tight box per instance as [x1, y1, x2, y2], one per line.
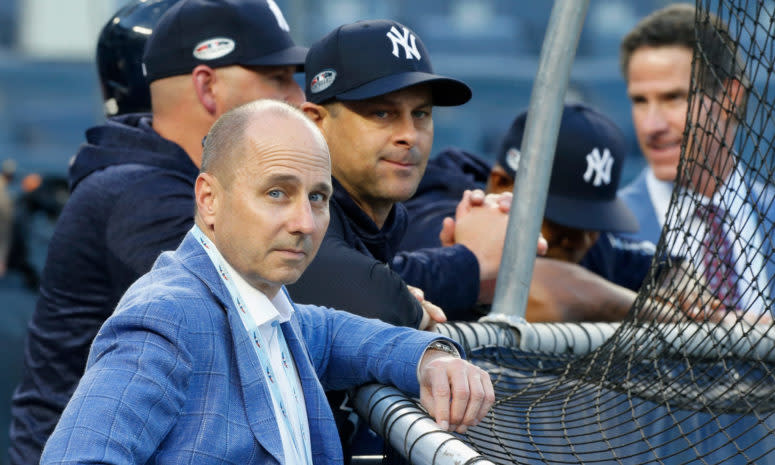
[485, 0, 590, 323]
[435, 321, 619, 354]
[353, 384, 496, 465]
[435, 320, 775, 360]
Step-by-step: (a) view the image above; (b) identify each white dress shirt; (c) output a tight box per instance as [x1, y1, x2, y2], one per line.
[658, 168, 770, 313]
[206, 244, 312, 464]
[645, 167, 674, 230]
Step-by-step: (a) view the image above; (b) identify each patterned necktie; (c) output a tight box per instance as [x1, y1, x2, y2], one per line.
[695, 202, 739, 307]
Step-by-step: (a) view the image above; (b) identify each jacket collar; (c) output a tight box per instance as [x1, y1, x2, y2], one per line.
[331, 177, 409, 263]
[69, 113, 198, 191]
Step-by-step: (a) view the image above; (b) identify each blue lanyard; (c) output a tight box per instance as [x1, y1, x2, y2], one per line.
[192, 227, 312, 465]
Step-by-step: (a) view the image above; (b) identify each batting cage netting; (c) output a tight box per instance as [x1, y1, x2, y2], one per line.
[356, 1, 775, 463]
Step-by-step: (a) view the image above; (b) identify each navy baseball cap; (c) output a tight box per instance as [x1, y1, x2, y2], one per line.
[497, 103, 639, 233]
[142, 0, 307, 83]
[305, 20, 471, 106]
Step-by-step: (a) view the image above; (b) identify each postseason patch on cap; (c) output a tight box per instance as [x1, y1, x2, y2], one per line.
[193, 37, 235, 61]
[310, 69, 336, 93]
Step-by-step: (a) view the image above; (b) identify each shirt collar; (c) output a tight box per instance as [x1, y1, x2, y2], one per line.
[645, 167, 674, 227]
[714, 166, 746, 210]
[201, 232, 293, 326]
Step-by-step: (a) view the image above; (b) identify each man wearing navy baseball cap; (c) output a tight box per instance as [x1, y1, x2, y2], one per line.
[399, 103, 658, 323]
[9, 1, 309, 463]
[143, 0, 307, 165]
[289, 20, 515, 331]
[286, 19, 515, 460]
[490, 103, 654, 292]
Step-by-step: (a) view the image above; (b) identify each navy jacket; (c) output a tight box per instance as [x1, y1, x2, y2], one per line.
[287, 177, 480, 325]
[579, 233, 655, 292]
[402, 148, 654, 292]
[9, 114, 199, 465]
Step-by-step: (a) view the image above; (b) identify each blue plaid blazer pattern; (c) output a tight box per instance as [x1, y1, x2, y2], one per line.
[41, 231, 441, 464]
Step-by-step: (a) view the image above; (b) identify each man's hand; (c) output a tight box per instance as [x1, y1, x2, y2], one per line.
[457, 188, 513, 213]
[439, 189, 547, 254]
[654, 290, 774, 325]
[648, 261, 775, 325]
[444, 190, 509, 281]
[535, 235, 548, 256]
[408, 285, 447, 330]
[439, 190, 508, 246]
[418, 348, 494, 433]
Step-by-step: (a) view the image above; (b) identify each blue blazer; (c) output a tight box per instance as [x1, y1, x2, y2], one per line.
[41, 232, 444, 464]
[617, 170, 663, 243]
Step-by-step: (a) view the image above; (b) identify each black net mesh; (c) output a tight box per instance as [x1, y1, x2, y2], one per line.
[453, 2, 775, 463]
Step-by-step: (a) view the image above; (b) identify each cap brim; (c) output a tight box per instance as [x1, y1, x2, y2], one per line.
[335, 71, 472, 106]
[544, 194, 640, 233]
[242, 45, 308, 71]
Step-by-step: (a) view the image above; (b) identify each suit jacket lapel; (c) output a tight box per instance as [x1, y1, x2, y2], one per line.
[228, 307, 287, 464]
[178, 232, 287, 464]
[280, 294, 342, 463]
[635, 174, 662, 242]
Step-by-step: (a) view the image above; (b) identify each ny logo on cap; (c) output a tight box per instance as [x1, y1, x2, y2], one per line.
[505, 147, 521, 173]
[267, 0, 290, 32]
[386, 26, 421, 60]
[583, 148, 613, 187]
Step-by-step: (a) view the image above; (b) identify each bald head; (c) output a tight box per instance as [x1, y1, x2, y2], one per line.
[201, 99, 328, 187]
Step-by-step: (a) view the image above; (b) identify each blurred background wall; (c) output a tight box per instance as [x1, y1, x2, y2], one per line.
[0, 0, 694, 188]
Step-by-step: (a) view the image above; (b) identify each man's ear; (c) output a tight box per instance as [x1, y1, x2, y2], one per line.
[192, 65, 217, 116]
[301, 102, 328, 129]
[720, 78, 745, 121]
[195, 172, 219, 229]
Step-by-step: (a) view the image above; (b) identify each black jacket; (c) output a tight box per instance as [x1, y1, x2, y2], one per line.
[287, 178, 480, 326]
[9, 114, 199, 465]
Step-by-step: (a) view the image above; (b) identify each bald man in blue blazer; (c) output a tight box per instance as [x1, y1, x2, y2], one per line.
[41, 101, 493, 464]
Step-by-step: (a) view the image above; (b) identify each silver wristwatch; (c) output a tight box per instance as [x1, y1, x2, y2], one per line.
[427, 340, 461, 358]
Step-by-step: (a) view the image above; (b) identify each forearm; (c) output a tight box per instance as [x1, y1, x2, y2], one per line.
[526, 258, 636, 322]
[298, 304, 443, 394]
[393, 245, 480, 318]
